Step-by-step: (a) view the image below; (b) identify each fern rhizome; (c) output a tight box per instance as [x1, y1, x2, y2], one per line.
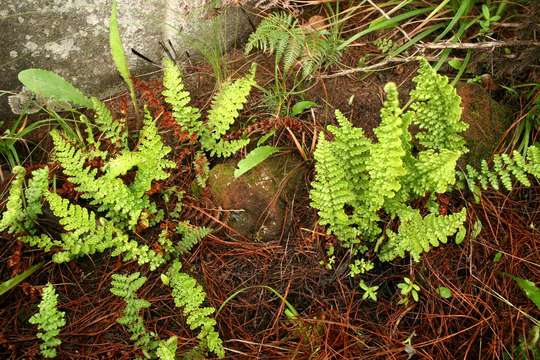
[310, 59, 469, 265]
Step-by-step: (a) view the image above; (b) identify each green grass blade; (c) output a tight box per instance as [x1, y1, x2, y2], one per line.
[339, 7, 433, 50]
[434, 0, 474, 41]
[110, 0, 138, 121]
[0, 262, 43, 296]
[388, 23, 445, 58]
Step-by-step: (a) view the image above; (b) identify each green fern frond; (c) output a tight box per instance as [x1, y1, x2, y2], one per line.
[205, 64, 256, 139]
[24, 167, 49, 233]
[0, 166, 26, 233]
[22, 234, 59, 252]
[51, 130, 144, 227]
[162, 59, 255, 158]
[466, 145, 540, 192]
[130, 108, 175, 198]
[175, 221, 211, 254]
[405, 149, 461, 196]
[162, 58, 203, 136]
[156, 336, 178, 360]
[110, 273, 156, 355]
[245, 12, 342, 77]
[29, 283, 66, 358]
[45, 192, 164, 269]
[165, 260, 224, 358]
[379, 207, 467, 262]
[407, 59, 468, 152]
[91, 97, 126, 146]
[368, 83, 406, 209]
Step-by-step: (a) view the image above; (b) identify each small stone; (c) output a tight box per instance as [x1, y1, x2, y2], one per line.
[208, 155, 305, 242]
[9, 50, 17, 58]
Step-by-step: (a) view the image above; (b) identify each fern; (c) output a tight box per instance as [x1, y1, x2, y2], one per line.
[245, 12, 343, 77]
[162, 60, 255, 158]
[378, 207, 467, 262]
[162, 58, 203, 136]
[51, 130, 144, 227]
[466, 145, 540, 192]
[156, 337, 178, 360]
[310, 59, 469, 264]
[165, 260, 224, 358]
[51, 119, 173, 229]
[29, 283, 66, 358]
[110, 273, 156, 356]
[0, 166, 26, 233]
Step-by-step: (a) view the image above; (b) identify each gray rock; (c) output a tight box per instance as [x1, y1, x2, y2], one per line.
[0, 0, 254, 117]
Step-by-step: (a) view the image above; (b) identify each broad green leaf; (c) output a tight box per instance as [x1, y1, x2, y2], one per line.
[110, 1, 130, 87]
[436, 286, 452, 299]
[110, 0, 138, 115]
[510, 275, 540, 310]
[0, 262, 43, 296]
[493, 251, 503, 263]
[482, 5, 490, 20]
[234, 146, 281, 178]
[18, 69, 92, 108]
[291, 100, 318, 116]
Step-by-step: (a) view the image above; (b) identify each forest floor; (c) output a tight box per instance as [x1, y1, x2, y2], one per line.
[1, 2, 540, 359]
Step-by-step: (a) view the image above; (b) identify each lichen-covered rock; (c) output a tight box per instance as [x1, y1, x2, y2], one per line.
[457, 82, 513, 166]
[0, 0, 254, 117]
[208, 155, 305, 242]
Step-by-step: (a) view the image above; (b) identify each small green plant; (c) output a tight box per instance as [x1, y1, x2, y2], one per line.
[479, 4, 501, 35]
[245, 12, 343, 78]
[397, 277, 420, 305]
[162, 58, 256, 157]
[359, 280, 379, 302]
[29, 283, 66, 358]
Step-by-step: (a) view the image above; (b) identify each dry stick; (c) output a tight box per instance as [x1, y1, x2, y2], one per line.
[319, 54, 451, 79]
[418, 40, 540, 49]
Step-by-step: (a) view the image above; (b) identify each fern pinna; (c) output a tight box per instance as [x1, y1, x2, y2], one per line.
[162, 58, 256, 157]
[310, 59, 469, 264]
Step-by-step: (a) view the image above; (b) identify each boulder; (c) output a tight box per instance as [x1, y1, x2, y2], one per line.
[457, 82, 513, 166]
[0, 0, 254, 117]
[208, 154, 305, 242]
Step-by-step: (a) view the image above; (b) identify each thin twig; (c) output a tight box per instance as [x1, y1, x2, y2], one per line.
[418, 40, 540, 49]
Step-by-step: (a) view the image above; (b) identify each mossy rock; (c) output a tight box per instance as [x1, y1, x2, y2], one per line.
[457, 83, 513, 166]
[208, 154, 305, 242]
